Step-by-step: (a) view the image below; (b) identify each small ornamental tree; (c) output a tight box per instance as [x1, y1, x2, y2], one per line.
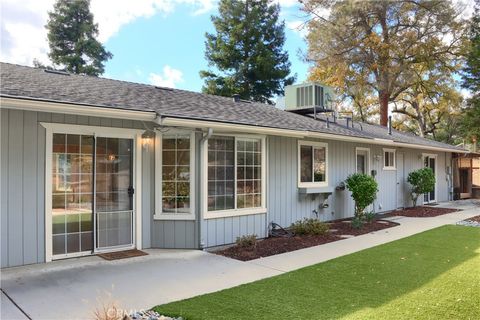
[345, 173, 378, 219]
[407, 168, 435, 207]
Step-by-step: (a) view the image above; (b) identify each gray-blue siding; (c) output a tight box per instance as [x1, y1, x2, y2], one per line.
[0, 109, 198, 268]
[0, 108, 453, 267]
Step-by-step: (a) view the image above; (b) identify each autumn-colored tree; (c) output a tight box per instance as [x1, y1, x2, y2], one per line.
[304, 0, 466, 126]
[460, 0, 480, 148]
[392, 66, 463, 141]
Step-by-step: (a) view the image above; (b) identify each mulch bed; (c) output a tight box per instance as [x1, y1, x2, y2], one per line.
[464, 215, 480, 223]
[384, 206, 459, 218]
[215, 219, 398, 261]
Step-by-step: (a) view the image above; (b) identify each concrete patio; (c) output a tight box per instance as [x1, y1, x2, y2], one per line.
[1, 200, 479, 320]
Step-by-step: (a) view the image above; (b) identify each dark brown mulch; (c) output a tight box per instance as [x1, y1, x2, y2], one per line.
[464, 215, 480, 223]
[328, 219, 399, 236]
[384, 206, 459, 218]
[215, 219, 398, 261]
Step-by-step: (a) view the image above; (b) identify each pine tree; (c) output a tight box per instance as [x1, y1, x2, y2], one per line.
[201, 0, 294, 104]
[460, 0, 480, 147]
[46, 0, 112, 76]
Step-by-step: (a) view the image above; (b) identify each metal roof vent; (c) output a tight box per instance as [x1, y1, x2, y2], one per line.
[44, 69, 70, 76]
[232, 94, 241, 103]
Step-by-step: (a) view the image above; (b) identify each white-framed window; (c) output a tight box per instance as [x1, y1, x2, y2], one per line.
[154, 130, 195, 220]
[355, 147, 370, 174]
[383, 148, 396, 170]
[298, 141, 328, 187]
[204, 135, 266, 219]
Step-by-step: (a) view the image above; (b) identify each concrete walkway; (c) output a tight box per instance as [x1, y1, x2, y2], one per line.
[1, 200, 478, 320]
[249, 203, 480, 272]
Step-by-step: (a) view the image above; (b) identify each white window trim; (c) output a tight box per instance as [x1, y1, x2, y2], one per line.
[41, 122, 144, 262]
[383, 148, 396, 170]
[297, 140, 329, 188]
[422, 153, 438, 204]
[154, 130, 196, 220]
[355, 147, 371, 174]
[202, 134, 267, 219]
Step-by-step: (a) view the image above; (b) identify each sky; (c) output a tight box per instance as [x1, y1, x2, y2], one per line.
[0, 0, 311, 92]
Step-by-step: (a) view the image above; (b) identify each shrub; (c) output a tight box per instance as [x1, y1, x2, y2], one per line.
[351, 216, 364, 229]
[236, 234, 257, 248]
[291, 218, 329, 236]
[345, 173, 379, 219]
[365, 211, 376, 222]
[407, 168, 435, 207]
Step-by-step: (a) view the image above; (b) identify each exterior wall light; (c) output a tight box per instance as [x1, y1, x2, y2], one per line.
[142, 131, 155, 148]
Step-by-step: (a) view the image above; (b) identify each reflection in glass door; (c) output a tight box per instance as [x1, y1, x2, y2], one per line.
[95, 137, 134, 250]
[51, 134, 134, 258]
[52, 134, 94, 256]
[424, 156, 436, 203]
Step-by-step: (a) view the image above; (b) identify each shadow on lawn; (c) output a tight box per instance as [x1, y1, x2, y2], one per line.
[154, 225, 480, 320]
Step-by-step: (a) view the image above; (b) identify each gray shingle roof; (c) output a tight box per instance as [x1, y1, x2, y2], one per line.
[0, 62, 464, 152]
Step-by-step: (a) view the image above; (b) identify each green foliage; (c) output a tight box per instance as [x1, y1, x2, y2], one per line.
[155, 226, 480, 320]
[235, 234, 257, 248]
[46, 0, 112, 76]
[460, 0, 480, 147]
[201, 0, 294, 104]
[365, 211, 376, 223]
[345, 173, 378, 218]
[407, 168, 435, 207]
[304, 0, 466, 126]
[351, 216, 364, 229]
[290, 218, 329, 236]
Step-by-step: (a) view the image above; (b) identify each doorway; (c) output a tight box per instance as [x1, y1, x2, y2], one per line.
[44, 124, 143, 261]
[396, 153, 405, 208]
[423, 154, 437, 203]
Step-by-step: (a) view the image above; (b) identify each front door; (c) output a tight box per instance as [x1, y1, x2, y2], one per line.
[424, 155, 436, 203]
[51, 133, 135, 259]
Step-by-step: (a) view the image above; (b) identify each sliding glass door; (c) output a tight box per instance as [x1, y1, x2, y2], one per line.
[51, 134, 134, 259]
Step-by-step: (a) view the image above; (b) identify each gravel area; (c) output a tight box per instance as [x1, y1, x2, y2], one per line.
[457, 215, 480, 228]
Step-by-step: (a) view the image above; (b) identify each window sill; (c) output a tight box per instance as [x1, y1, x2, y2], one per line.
[154, 213, 196, 221]
[383, 167, 397, 171]
[204, 207, 267, 220]
[298, 186, 334, 194]
[298, 182, 329, 189]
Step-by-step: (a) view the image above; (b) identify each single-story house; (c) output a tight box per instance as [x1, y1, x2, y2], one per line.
[0, 62, 467, 268]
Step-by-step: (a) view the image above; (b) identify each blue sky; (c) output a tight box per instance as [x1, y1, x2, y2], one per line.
[103, 3, 309, 91]
[1, 0, 310, 93]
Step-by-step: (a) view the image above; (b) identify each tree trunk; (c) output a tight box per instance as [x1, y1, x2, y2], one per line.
[379, 91, 389, 126]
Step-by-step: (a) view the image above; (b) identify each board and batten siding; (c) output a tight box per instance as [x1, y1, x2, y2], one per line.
[0, 108, 159, 268]
[266, 136, 452, 229]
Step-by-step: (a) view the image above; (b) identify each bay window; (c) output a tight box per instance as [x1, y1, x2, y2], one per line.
[298, 141, 328, 187]
[206, 135, 265, 218]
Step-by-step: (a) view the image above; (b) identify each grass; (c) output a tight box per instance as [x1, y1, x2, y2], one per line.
[154, 225, 480, 320]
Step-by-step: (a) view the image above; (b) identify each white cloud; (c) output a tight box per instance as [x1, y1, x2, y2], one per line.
[0, 0, 216, 66]
[148, 65, 184, 88]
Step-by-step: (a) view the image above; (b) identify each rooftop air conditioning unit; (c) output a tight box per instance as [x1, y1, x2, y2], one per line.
[284, 82, 335, 114]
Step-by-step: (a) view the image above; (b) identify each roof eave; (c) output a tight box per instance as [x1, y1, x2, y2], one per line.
[0, 95, 157, 121]
[159, 116, 468, 153]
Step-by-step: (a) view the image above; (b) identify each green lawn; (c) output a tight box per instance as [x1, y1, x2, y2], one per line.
[154, 225, 480, 320]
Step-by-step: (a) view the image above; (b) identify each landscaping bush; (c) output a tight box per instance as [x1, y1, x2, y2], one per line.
[365, 211, 376, 222]
[290, 218, 329, 236]
[236, 234, 257, 248]
[407, 167, 435, 207]
[345, 173, 379, 219]
[351, 216, 364, 229]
